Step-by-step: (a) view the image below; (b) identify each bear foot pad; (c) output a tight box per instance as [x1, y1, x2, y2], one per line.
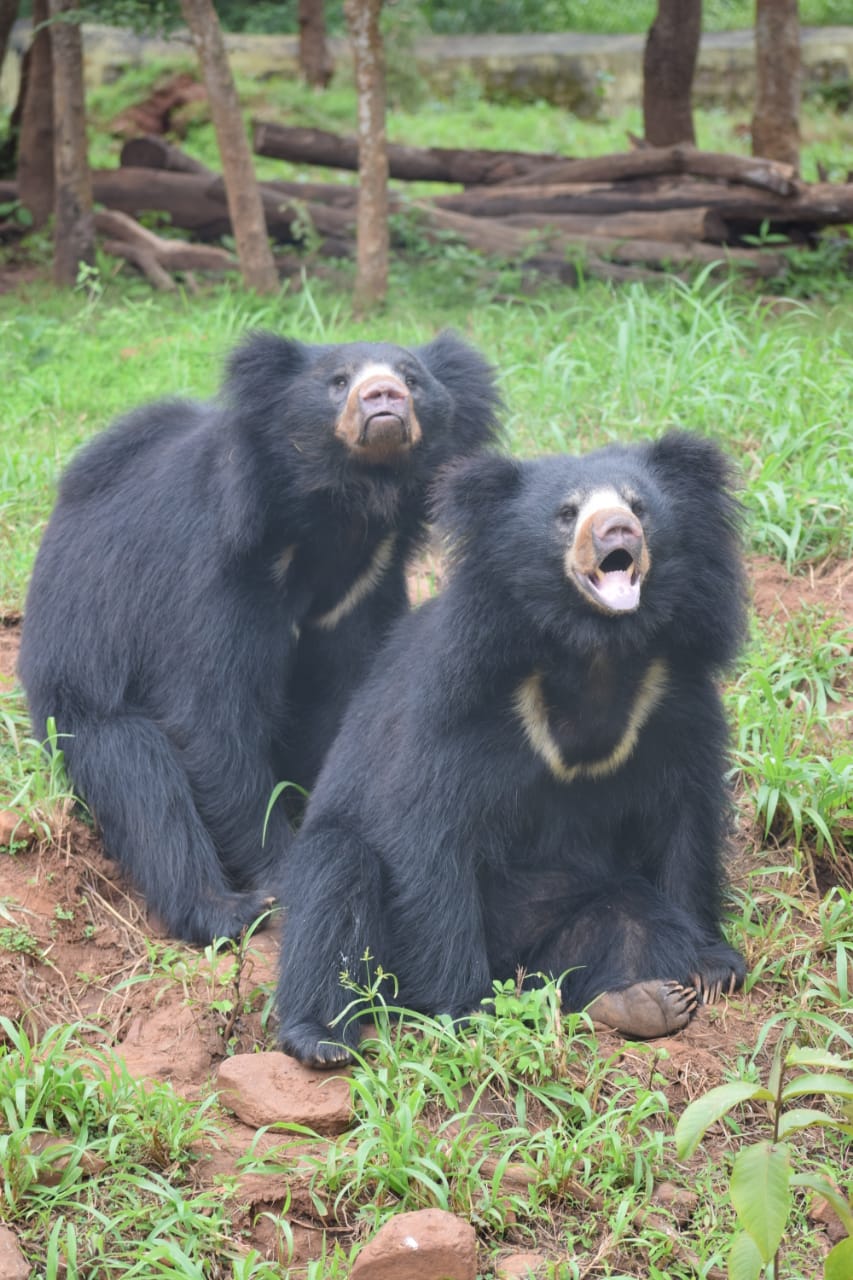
[589, 979, 698, 1038]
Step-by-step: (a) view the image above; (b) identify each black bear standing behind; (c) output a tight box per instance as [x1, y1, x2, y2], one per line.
[276, 432, 748, 1067]
[19, 332, 501, 943]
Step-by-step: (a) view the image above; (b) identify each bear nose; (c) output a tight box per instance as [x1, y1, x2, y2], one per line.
[590, 509, 644, 555]
[359, 377, 408, 413]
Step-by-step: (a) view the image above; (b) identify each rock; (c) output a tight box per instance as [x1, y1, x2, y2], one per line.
[496, 1252, 548, 1279]
[350, 1208, 477, 1280]
[0, 1225, 30, 1280]
[217, 1051, 352, 1136]
[0, 810, 33, 850]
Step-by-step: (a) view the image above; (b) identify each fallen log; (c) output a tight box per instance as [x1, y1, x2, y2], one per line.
[253, 120, 561, 185]
[120, 135, 361, 209]
[120, 135, 213, 175]
[498, 207, 712, 242]
[498, 145, 799, 196]
[415, 204, 784, 276]
[89, 168, 355, 243]
[432, 179, 853, 239]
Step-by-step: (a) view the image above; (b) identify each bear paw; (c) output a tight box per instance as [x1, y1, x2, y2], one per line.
[278, 1020, 356, 1070]
[588, 979, 699, 1038]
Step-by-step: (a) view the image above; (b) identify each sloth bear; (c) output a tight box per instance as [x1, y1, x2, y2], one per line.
[275, 431, 748, 1066]
[19, 331, 501, 943]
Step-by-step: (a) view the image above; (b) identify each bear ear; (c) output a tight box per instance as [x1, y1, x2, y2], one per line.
[225, 332, 311, 398]
[432, 452, 522, 547]
[646, 430, 736, 500]
[414, 330, 504, 450]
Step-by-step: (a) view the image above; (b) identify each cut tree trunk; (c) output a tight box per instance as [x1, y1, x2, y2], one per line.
[642, 0, 702, 146]
[253, 120, 559, 185]
[179, 0, 278, 293]
[752, 0, 801, 172]
[298, 0, 334, 88]
[17, 0, 54, 226]
[49, 0, 95, 286]
[344, 0, 388, 314]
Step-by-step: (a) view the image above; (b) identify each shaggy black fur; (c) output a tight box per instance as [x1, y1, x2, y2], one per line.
[275, 432, 748, 1066]
[19, 331, 501, 942]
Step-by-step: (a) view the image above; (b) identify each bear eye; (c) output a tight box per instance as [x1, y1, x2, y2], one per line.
[630, 497, 646, 517]
[404, 373, 418, 389]
[557, 502, 578, 525]
[331, 373, 348, 390]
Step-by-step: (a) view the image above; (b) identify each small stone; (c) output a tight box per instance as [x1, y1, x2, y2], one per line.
[217, 1051, 353, 1135]
[0, 1225, 30, 1280]
[496, 1252, 548, 1279]
[350, 1208, 477, 1280]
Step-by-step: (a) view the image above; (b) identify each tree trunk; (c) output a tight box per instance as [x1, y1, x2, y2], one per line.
[17, 0, 54, 225]
[49, 0, 94, 285]
[179, 0, 278, 294]
[752, 0, 800, 172]
[344, 0, 387, 314]
[0, 0, 18, 74]
[298, 0, 333, 89]
[642, 0, 702, 146]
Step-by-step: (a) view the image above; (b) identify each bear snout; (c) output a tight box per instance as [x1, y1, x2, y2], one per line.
[589, 508, 645, 564]
[568, 502, 651, 614]
[336, 370, 423, 458]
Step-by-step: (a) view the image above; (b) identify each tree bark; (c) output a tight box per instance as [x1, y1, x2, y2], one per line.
[17, 0, 54, 225]
[49, 0, 95, 285]
[179, 0, 278, 293]
[298, 0, 333, 89]
[642, 0, 702, 146]
[344, 0, 387, 314]
[752, 0, 801, 172]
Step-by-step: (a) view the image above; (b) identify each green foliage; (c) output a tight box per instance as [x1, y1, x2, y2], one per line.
[676, 1027, 853, 1278]
[243, 973, 672, 1241]
[730, 613, 852, 866]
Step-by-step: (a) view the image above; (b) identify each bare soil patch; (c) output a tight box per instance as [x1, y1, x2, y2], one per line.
[0, 555, 849, 1271]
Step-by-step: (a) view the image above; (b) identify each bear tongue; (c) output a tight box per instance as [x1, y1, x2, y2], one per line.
[591, 568, 641, 613]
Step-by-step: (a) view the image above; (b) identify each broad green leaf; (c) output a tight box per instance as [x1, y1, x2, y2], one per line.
[727, 1229, 764, 1280]
[825, 1236, 853, 1280]
[730, 1141, 791, 1262]
[781, 1073, 853, 1102]
[790, 1174, 853, 1235]
[675, 1082, 770, 1159]
[777, 1107, 851, 1139]
[786, 1046, 851, 1071]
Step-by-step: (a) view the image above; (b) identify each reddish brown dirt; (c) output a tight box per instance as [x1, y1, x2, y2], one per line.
[0, 555, 849, 1272]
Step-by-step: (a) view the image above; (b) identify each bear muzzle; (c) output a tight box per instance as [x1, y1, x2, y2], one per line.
[567, 504, 650, 614]
[335, 372, 423, 461]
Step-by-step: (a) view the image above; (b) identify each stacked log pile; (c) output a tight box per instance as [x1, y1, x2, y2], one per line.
[3, 122, 850, 287]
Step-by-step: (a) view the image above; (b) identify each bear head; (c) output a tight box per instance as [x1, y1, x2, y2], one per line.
[222, 329, 502, 479]
[437, 431, 747, 665]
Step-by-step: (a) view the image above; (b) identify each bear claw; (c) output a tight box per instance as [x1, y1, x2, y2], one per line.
[588, 979, 699, 1038]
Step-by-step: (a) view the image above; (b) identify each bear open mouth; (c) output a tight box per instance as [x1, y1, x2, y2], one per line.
[579, 548, 643, 613]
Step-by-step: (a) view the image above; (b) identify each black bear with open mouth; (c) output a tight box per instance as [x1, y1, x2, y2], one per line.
[275, 431, 748, 1067]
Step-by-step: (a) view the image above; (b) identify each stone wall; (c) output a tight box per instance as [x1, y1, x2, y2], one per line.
[1, 22, 851, 117]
